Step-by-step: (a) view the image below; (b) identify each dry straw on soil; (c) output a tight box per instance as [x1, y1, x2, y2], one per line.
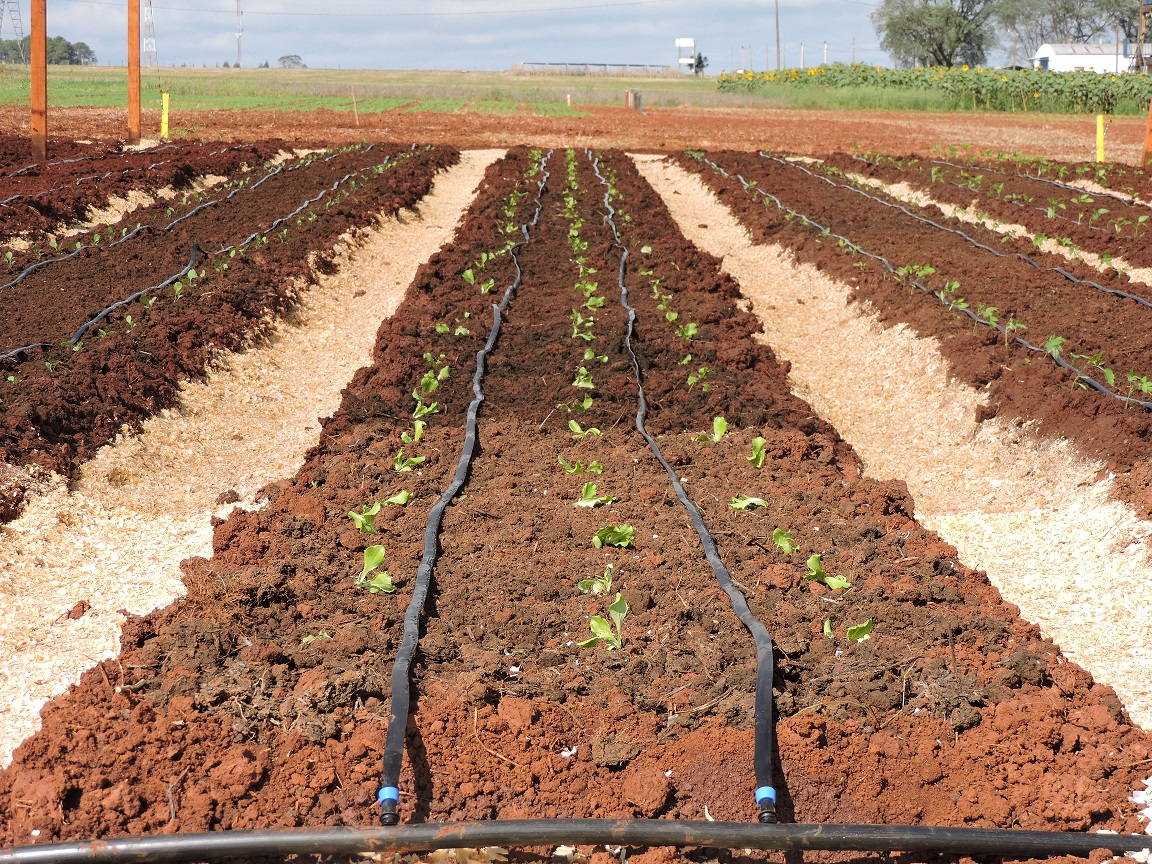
[0, 150, 502, 768]
[632, 154, 1152, 732]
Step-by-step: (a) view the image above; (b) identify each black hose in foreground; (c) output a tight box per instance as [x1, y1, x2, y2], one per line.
[378, 150, 553, 825]
[3, 819, 1147, 864]
[587, 151, 778, 824]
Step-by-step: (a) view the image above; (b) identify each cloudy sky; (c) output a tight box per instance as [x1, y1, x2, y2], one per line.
[28, 0, 890, 71]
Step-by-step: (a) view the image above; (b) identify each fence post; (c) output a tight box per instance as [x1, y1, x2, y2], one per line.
[1144, 99, 1152, 166]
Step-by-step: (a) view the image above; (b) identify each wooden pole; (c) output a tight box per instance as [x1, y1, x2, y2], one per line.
[1143, 99, 1152, 166]
[128, 0, 141, 144]
[29, 0, 46, 161]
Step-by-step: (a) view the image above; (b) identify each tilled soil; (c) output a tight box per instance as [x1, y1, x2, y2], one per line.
[1, 146, 1149, 859]
[673, 149, 1152, 521]
[0, 143, 458, 518]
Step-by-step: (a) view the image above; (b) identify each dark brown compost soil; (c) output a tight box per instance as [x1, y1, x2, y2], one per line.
[0, 142, 458, 517]
[0, 146, 1148, 863]
[673, 149, 1152, 520]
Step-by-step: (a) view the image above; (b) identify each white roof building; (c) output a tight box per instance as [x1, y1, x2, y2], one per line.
[1032, 43, 1133, 73]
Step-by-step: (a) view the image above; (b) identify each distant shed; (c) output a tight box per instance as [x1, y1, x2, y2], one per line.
[1032, 43, 1130, 73]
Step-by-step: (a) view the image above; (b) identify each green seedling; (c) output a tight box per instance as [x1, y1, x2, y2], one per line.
[675, 322, 698, 340]
[1126, 371, 1152, 406]
[412, 395, 440, 418]
[356, 545, 395, 594]
[730, 494, 768, 510]
[571, 310, 596, 340]
[1004, 317, 1026, 346]
[1070, 351, 1115, 387]
[693, 416, 728, 443]
[385, 490, 412, 506]
[401, 419, 427, 444]
[301, 631, 331, 645]
[172, 282, 184, 301]
[558, 393, 594, 412]
[747, 436, 768, 469]
[462, 268, 475, 285]
[823, 619, 833, 639]
[593, 524, 635, 549]
[393, 449, 426, 472]
[577, 565, 613, 595]
[575, 482, 616, 508]
[583, 347, 608, 364]
[846, 619, 873, 642]
[5, 375, 16, 383]
[1043, 334, 1066, 359]
[558, 455, 603, 474]
[805, 553, 851, 590]
[975, 304, 999, 329]
[687, 367, 710, 391]
[572, 367, 596, 389]
[125, 314, 136, 329]
[479, 278, 496, 294]
[435, 322, 450, 334]
[454, 324, 470, 336]
[584, 295, 605, 310]
[640, 245, 652, 254]
[348, 501, 381, 532]
[578, 592, 628, 650]
[773, 528, 799, 554]
[569, 420, 601, 440]
[679, 354, 693, 366]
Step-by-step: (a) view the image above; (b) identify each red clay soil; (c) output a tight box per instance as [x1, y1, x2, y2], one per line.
[0, 143, 458, 519]
[2, 146, 1148, 863]
[674, 150, 1152, 520]
[0, 102, 1145, 164]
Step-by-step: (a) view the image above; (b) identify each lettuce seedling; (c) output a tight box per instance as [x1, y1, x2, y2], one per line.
[823, 619, 833, 639]
[593, 524, 635, 548]
[401, 419, 426, 444]
[805, 553, 851, 590]
[393, 449, 426, 472]
[583, 347, 608, 364]
[301, 631, 331, 645]
[772, 528, 798, 554]
[577, 592, 628, 650]
[569, 420, 601, 440]
[557, 394, 594, 412]
[356, 544, 395, 594]
[577, 565, 613, 595]
[747, 437, 767, 469]
[693, 416, 727, 443]
[412, 395, 440, 418]
[435, 323, 450, 334]
[575, 482, 617, 508]
[846, 619, 873, 642]
[559, 455, 603, 474]
[572, 367, 596, 389]
[348, 501, 381, 532]
[730, 494, 768, 510]
[687, 367, 711, 391]
[462, 268, 475, 285]
[385, 490, 412, 506]
[675, 322, 698, 339]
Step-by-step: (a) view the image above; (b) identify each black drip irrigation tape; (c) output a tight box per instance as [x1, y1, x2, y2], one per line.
[689, 153, 1152, 411]
[0, 342, 51, 364]
[3, 142, 180, 180]
[586, 150, 779, 823]
[377, 149, 554, 826]
[768, 153, 1152, 314]
[928, 156, 1133, 207]
[2, 819, 1148, 863]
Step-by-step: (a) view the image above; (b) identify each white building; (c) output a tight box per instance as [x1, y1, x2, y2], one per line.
[1032, 43, 1133, 73]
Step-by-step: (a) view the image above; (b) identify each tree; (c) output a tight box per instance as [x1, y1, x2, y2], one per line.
[693, 52, 708, 75]
[996, 0, 1136, 60]
[278, 54, 306, 69]
[0, 35, 96, 65]
[871, 0, 998, 67]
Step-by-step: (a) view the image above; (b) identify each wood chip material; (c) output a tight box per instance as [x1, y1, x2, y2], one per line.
[632, 153, 1152, 731]
[0, 149, 502, 768]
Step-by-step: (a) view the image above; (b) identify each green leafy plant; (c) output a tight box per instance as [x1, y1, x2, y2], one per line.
[577, 565, 613, 595]
[675, 322, 698, 340]
[401, 419, 427, 444]
[1126, 370, 1152, 406]
[730, 494, 768, 510]
[804, 553, 851, 590]
[1043, 334, 1066, 359]
[687, 366, 711, 391]
[348, 501, 381, 532]
[435, 322, 450, 334]
[773, 528, 799, 554]
[355, 545, 395, 594]
[558, 455, 603, 474]
[693, 416, 727, 443]
[846, 619, 873, 642]
[823, 619, 833, 639]
[593, 524, 635, 549]
[747, 436, 767, 469]
[301, 631, 331, 645]
[393, 449, 426, 472]
[575, 482, 616, 508]
[1004, 316, 1026, 346]
[385, 490, 412, 506]
[572, 367, 596, 389]
[412, 395, 441, 419]
[569, 419, 602, 440]
[578, 592, 628, 650]
[557, 393, 594, 412]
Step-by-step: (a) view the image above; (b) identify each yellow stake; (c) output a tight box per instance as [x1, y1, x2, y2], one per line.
[1097, 114, 1105, 162]
[160, 91, 169, 140]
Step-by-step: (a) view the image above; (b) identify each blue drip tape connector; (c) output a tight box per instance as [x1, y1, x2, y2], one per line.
[378, 786, 400, 826]
[756, 786, 777, 824]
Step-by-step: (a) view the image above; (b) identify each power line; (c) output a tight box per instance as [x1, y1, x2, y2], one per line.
[60, 0, 675, 16]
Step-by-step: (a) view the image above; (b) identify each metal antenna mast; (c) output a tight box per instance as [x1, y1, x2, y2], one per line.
[2, 0, 26, 63]
[142, 0, 157, 69]
[235, 0, 242, 67]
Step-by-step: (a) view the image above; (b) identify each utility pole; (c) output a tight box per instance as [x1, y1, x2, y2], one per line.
[235, 0, 242, 67]
[29, 0, 44, 161]
[774, 0, 781, 70]
[824, 40, 828, 64]
[128, 0, 140, 145]
[800, 42, 805, 69]
[852, 36, 856, 64]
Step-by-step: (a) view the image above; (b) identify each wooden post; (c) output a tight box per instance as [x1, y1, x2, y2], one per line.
[350, 86, 358, 127]
[1143, 99, 1152, 166]
[29, 0, 46, 161]
[1097, 114, 1105, 162]
[128, 0, 141, 144]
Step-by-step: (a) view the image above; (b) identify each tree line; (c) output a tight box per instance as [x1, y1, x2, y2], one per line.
[872, 0, 1137, 68]
[0, 36, 97, 65]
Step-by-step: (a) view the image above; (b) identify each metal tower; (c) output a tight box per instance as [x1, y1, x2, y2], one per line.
[2, 0, 26, 63]
[235, 0, 242, 67]
[142, 0, 157, 69]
